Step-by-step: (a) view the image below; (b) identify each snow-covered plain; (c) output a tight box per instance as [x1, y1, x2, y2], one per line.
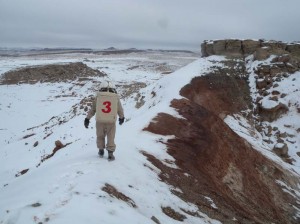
[0, 51, 223, 224]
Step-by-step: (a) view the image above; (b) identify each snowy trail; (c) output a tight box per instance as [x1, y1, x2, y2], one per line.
[0, 100, 213, 224]
[0, 52, 221, 224]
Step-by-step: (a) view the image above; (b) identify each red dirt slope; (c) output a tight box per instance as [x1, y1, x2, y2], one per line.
[144, 75, 300, 223]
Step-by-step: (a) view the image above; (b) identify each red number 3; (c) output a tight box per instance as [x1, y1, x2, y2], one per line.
[102, 101, 111, 113]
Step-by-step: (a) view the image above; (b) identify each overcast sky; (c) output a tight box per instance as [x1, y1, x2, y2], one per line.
[1, 0, 300, 50]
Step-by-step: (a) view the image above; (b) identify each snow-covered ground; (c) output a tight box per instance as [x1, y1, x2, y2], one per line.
[1, 50, 299, 223]
[0, 51, 223, 224]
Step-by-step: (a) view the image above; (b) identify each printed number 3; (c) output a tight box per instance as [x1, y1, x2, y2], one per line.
[102, 101, 111, 113]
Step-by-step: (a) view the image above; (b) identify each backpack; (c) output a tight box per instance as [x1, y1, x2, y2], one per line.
[95, 91, 118, 123]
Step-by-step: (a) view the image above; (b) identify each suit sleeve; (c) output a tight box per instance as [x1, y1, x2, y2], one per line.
[117, 97, 124, 119]
[86, 96, 97, 119]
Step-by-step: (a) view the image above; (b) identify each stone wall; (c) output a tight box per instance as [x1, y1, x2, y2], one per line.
[201, 39, 300, 59]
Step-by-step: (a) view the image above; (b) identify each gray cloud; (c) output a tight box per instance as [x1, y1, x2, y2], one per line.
[1, 0, 300, 50]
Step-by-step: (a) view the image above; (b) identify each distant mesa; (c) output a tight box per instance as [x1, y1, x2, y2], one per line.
[40, 47, 92, 51]
[101, 47, 144, 55]
[104, 47, 141, 51]
[104, 47, 118, 51]
[101, 47, 194, 54]
[0, 47, 93, 56]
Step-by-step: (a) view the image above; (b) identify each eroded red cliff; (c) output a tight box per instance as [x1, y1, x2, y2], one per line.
[144, 73, 299, 223]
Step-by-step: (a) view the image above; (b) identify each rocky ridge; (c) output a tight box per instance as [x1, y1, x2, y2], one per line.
[202, 39, 300, 163]
[143, 39, 300, 223]
[201, 39, 300, 59]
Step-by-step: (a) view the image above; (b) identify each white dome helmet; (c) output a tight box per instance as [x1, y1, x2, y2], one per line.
[100, 80, 117, 93]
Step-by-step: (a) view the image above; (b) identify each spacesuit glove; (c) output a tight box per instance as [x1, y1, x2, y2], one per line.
[119, 117, 125, 125]
[84, 118, 90, 128]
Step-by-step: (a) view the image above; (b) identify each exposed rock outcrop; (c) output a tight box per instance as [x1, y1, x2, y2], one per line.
[273, 143, 289, 157]
[201, 39, 300, 59]
[180, 72, 251, 118]
[254, 47, 270, 60]
[242, 39, 261, 55]
[37, 140, 72, 167]
[202, 40, 299, 125]
[144, 39, 300, 223]
[286, 44, 300, 56]
[102, 183, 137, 208]
[258, 101, 289, 122]
[0, 62, 106, 85]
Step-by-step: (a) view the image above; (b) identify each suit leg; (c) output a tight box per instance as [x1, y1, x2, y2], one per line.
[96, 122, 106, 150]
[106, 123, 116, 152]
